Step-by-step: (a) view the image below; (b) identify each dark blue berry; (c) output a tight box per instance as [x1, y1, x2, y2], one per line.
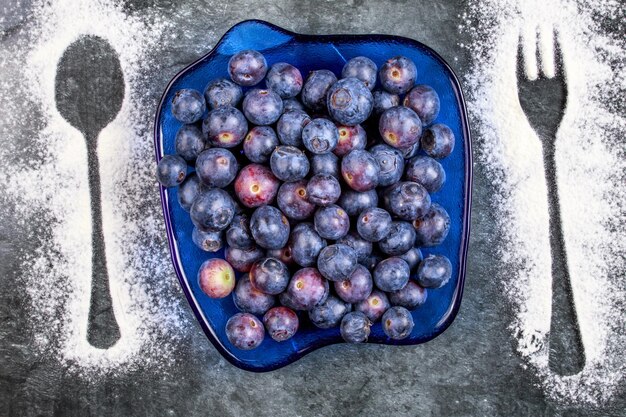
[289, 222, 327, 267]
[263, 307, 299, 342]
[228, 50, 267, 86]
[225, 313, 264, 350]
[195, 148, 238, 187]
[311, 152, 340, 178]
[355, 289, 390, 322]
[243, 126, 279, 164]
[202, 106, 248, 148]
[340, 311, 371, 343]
[341, 56, 377, 90]
[416, 254, 452, 288]
[334, 124, 367, 157]
[373, 257, 410, 292]
[317, 243, 358, 282]
[270, 146, 310, 182]
[284, 267, 329, 310]
[421, 123, 455, 159]
[306, 173, 341, 206]
[370, 144, 405, 187]
[265, 62, 303, 99]
[190, 188, 236, 232]
[175, 124, 205, 161]
[382, 306, 414, 340]
[277, 180, 316, 220]
[301, 69, 337, 112]
[226, 214, 254, 249]
[177, 172, 202, 212]
[327, 77, 373, 126]
[389, 281, 427, 310]
[338, 189, 378, 216]
[403, 85, 440, 125]
[283, 98, 305, 112]
[334, 264, 373, 303]
[379, 106, 422, 149]
[383, 181, 431, 221]
[399, 247, 423, 270]
[192, 227, 223, 252]
[233, 274, 275, 314]
[413, 203, 450, 247]
[156, 154, 187, 187]
[302, 118, 339, 154]
[338, 231, 372, 263]
[249, 257, 290, 295]
[357, 207, 392, 242]
[378, 221, 416, 256]
[277, 110, 311, 147]
[379, 56, 417, 95]
[171, 89, 206, 123]
[309, 295, 351, 329]
[341, 149, 380, 192]
[372, 90, 400, 115]
[405, 155, 446, 193]
[359, 253, 383, 270]
[250, 205, 290, 250]
[225, 245, 265, 273]
[203, 78, 242, 109]
[314, 204, 350, 240]
[242, 88, 283, 126]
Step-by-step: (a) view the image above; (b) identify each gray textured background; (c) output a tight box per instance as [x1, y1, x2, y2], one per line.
[1, 0, 624, 416]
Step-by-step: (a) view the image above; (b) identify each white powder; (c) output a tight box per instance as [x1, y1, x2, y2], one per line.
[0, 0, 190, 376]
[461, 0, 626, 405]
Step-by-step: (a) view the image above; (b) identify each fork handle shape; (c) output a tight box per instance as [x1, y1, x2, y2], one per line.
[541, 138, 585, 375]
[85, 133, 121, 349]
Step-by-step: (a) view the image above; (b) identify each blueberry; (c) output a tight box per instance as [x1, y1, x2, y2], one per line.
[379, 56, 417, 95]
[266, 62, 303, 99]
[341, 56, 377, 90]
[276, 180, 315, 220]
[403, 85, 440, 125]
[203, 78, 243, 109]
[171, 89, 206, 123]
[327, 77, 373, 126]
[250, 205, 290, 250]
[413, 203, 450, 247]
[175, 124, 205, 162]
[379, 106, 422, 149]
[317, 243, 358, 282]
[267, 246, 296, 267]
[283, 98, 305, 112]
[383, 181, 431, 221]
[306, 174, 341, 206]
[192, 227, 223, 252]
[338, 231, 372, 263]
[311, 152, 340, 178]
[190, 188, 235, 232]
[372, 90, 400, 115]
[228, 50, 268, 86]
[417, 254, 452, 289]
[285, 267, 329, 310]
[370, 144, 405, 187]
[234, 164, 280, 208]
[302, 118, 339, 154]
[355, 289, 390, 322]
[233, 274, 275, 314]
[382, 306, 414, 340]
[289, 222, 327, 267]
[249, 257, 290, 295]
[242, 88, 284, 126]
[301, 69, 337, 112]
[399, 247, 423, 270]
[334, 264, 373, 303]
[177, 172, 202, 212]
[243, 126, 279, 164]
[309, 295, 351, 329]
[356, 207, 392, 242]
[276, 110, 311, 147]
[314, 205, 350, 240]
[378, 221, 416, 256]
[373, 257, 410, 292]
[263, 307, 299, 342]
[338, 189, 378, 217]
[405, 155, 446, 193]
[226, 214, 254, 249]
[226, 312, 264, 350]
[421, 123, 455, 159]
[400, 141, 420, 159]
[334, 124, 367, 157]
[341, 149, 380, 192]
[198, 258, 235, 298]
[202, 106, 248, 148]
[359, 253, 383, 270]
[389, 281, 427, 310]
[195, 148, 238, 188]
[340, 311, 371, 343]
[225, 245, 265, 273]
[156, 154, 187, 187]
[270, 146, 310, 182]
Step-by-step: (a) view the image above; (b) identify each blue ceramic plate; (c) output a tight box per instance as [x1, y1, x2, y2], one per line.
[154, 20, 472, 372]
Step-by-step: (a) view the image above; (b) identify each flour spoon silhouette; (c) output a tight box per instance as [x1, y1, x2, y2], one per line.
[55, 35, 124, 349]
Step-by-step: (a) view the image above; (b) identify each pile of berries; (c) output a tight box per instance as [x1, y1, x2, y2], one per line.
[157, 49, 455, 350]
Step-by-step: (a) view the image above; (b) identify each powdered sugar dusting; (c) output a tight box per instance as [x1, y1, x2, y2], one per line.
[0, 0, 190, 376]
[462, 0, 626, 405]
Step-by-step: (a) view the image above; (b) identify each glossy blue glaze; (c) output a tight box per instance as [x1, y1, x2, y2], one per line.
[154, 20, 472, 372]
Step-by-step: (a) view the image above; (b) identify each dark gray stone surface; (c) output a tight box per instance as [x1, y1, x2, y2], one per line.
[0, 1, 624, 416]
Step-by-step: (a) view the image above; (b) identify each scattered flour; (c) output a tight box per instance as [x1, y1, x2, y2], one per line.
[461, 0, 626, 405]
[0, 0, 190, 376]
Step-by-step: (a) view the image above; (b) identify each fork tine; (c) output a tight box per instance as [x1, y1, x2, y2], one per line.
[538, 24, 556, 78]
[553, 29, 565, 78]
[521, 24, 539, 80]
